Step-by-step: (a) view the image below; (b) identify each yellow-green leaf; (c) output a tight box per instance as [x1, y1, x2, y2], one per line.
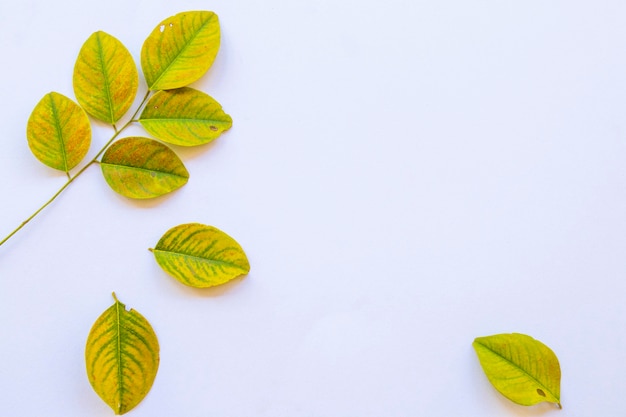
[100, 137, 189, 199]
[26, 92, 91, 173]
[139, 87, 232, 146]
[85, 293, 159, 415]
[473, 333, 562, 408]
[141, 11, 220, 91]
[150, 223, 250, 288]
[73, 31, 138, 124]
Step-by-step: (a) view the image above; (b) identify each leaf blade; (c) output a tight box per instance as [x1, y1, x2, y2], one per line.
[85, 293, 159, 415]
[139, 87, 232, 146]
[100, 137, 189, 199]
[473, 333, 561, 408]
[151, 223, 250, 288]
[73, 31, 139, 124]
[26, 92, 91, 173]
[141, 11, 220, 91]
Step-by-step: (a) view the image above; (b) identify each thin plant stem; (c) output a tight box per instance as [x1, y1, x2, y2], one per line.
[0, 90, 152, 247]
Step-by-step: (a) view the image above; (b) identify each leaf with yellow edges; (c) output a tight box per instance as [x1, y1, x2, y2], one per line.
[85, 293, 159, 415]
[73, 31, 138, 124]
[100, 137, 189, 199]
[26, 92, 91, 173]
[141, 11, 220, 91]
[150, 223, 250, 288]
[139, 87, 232, 146]
[473, 333, 562, 409]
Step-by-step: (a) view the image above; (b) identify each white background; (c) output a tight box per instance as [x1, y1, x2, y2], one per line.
[1, 0, 625, 416]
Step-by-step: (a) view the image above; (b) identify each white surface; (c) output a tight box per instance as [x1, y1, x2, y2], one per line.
[1, 0, 625, 415]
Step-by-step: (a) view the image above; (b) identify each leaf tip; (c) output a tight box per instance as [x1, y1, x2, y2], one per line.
[471, 338, 482, 350]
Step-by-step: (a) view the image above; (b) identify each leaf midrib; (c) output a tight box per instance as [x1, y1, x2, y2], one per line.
[100, 162, 188, 179]
[95, 32, 115, 124]
[115, 301, 125, 413]
[141, 117, 230, 124]
[48, 94, 69, 173]
[153, 248, 247, 271]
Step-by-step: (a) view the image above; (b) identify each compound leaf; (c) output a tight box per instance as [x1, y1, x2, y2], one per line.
[100, 137, 189, 199]
[139, 87, 232, 146]
[73, 31, 138, 124]
[141, 11, 220, 91]
[150, 223, 250, 288]
[473, 333, 562, 408]
[85, 293, 159, 415]
[27, 92, 91, 173]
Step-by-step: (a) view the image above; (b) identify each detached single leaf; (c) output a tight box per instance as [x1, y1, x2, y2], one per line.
[141, 11, 220, 91]
[85, 293, 159, 415]
[139, 87, 232, 146]
[27, 92, 91, 173]
[100, 137, 189, 199]
[473, 333, 562, 408]
[150, 223, 250, 288]
[73, 31, 138, 124]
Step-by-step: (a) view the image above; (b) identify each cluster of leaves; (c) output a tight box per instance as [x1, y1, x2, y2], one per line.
[27, 11, 231, 201]
[7, 11, 251, 415]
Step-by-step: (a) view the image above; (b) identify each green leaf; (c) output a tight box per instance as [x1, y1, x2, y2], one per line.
[85, 293, 159, 415]
[141, 11, 220, 91]
[73, 31, 139, 124]
[26, 92, 91, 173]
[473, 333, 562, 408]
[150, 223, 250, 288]
[100, 137, 189, 199]
[139, 87, 232, 146]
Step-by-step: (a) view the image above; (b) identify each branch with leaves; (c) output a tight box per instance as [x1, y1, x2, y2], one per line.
[1, 11, 232, 247]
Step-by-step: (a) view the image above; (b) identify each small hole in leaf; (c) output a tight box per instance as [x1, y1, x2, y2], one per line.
[159, 25, 165, 33]
[209, 126, 218, 131]
[536, 388, 546, 397]
[154, 106, 159, 109]
[169, 23, 173, 27]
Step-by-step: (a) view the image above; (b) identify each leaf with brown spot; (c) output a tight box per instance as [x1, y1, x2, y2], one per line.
[473, 333, 562, 409]
[139, 87, 232, 146]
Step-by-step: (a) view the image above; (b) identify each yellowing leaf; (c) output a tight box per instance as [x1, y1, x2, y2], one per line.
[26, 92, 91, 173]
[73, 31, 138, 124]
[141, 11, 220, 91]
[473, 333, 562, 408]
[100, 137, 189, 199]
[85, 293, 159, 415]
[150, 223, 250, 288]
[139, 87, 232, 146]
